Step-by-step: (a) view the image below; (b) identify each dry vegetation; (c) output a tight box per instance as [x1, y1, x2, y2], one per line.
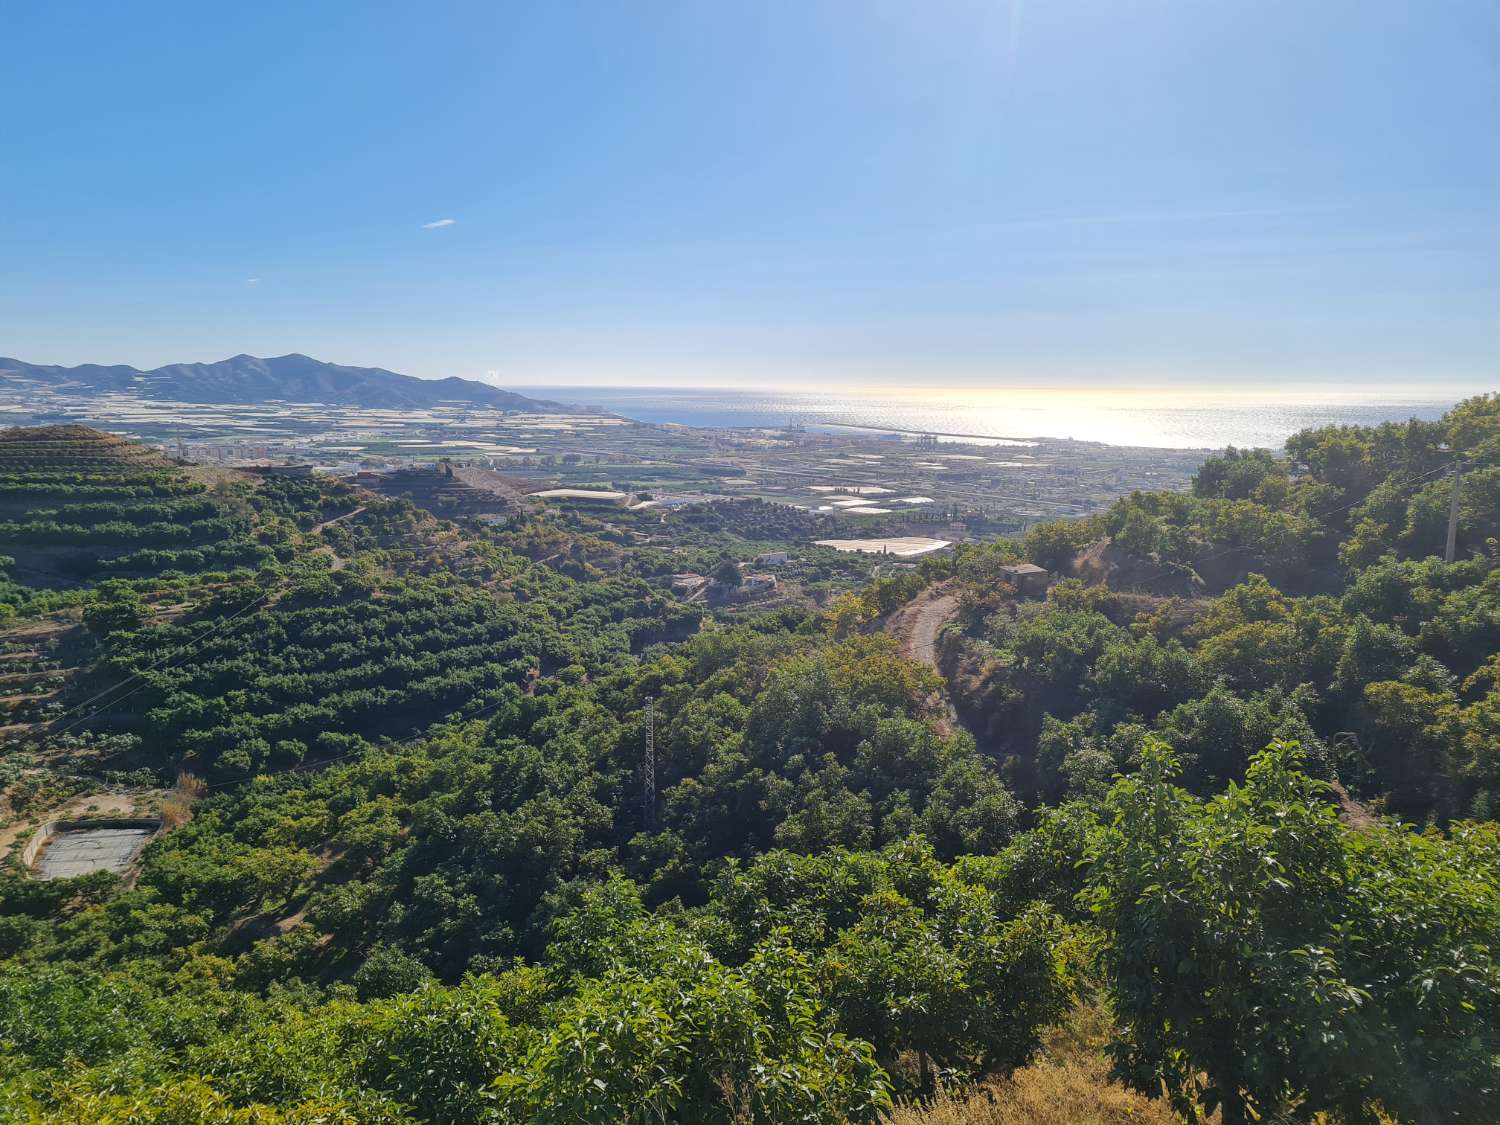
[887, 999, 1184, 1125]
[155, 771, 205, 830]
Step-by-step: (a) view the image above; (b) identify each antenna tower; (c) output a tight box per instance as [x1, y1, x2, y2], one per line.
[643, 698, 657, 830]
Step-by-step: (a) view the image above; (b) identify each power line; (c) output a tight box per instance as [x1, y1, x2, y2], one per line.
[6, 522, 497, 746]
[88, 675, 535, 801]
[199, 683, 530, 792]
[7, 519, 546, 750]
[19, 588, 275, 743]
[1128, 458, 1463, 596]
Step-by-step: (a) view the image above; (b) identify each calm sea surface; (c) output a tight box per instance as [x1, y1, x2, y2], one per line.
[522, 386, 1458, 451]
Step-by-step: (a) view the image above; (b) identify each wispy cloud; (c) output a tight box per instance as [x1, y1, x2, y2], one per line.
[245, 277, 261, 284]
[422, 218, 456, 229]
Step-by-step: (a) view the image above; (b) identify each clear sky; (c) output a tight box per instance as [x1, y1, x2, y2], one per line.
[3, 1, 1497, 392]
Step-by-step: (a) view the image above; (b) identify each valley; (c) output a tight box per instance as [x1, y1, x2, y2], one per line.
[0, 394, 1495, 1121]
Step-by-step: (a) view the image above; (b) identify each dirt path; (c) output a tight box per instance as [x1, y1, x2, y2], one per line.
[886, 588, 960, 671]
[312, 545, 347, 572]
[309, 505, 366, 535]
[306, 507, 366, 572]
[884, 586, 964, 734]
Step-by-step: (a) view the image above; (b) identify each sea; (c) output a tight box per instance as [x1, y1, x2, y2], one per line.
[519, 386, 1462, 451]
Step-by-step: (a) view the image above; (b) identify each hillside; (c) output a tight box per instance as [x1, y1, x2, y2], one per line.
[0, 425, 281, 591]
[927, 393, 1500, 825]
[0, 353, 577, 412]
[0, 400, 1497, 1123]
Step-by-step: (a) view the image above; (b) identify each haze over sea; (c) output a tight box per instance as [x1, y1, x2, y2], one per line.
[520, 386, 1459, 451]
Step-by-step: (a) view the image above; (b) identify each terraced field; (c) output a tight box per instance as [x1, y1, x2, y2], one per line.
[0, 426, 274, 588]
[0, 424, 691, 786]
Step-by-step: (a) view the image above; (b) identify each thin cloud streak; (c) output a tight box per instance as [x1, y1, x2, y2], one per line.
[422, 218, 456, 229]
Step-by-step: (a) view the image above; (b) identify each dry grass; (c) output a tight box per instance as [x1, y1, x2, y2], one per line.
[887, 1000, 1411, 1125]
[886, 999, 1184, 1125]
[885, 1062, 1179, 1125]
[157, 771, 206, 830]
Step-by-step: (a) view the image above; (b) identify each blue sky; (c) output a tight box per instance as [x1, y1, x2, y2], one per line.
[2, 0, 1496, 391]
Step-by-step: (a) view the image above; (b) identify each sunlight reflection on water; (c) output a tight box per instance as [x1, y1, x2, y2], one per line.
[521, 387, 1454, 450]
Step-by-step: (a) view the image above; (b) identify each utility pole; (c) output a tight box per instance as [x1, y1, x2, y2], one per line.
[642, 698, 656, 831]
[1445, 460, 1463, 564]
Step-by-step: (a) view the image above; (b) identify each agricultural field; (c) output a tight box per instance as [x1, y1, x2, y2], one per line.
[0, 426, 277, 590]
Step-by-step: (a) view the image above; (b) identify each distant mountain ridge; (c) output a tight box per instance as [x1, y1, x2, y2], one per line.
[0, 353, 578, 412]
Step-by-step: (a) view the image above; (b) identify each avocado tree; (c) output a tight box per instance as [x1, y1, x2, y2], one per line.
[1088, 738, 1500, 1123]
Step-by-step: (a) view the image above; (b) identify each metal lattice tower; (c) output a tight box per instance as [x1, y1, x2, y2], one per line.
[643, 698, 657, 830]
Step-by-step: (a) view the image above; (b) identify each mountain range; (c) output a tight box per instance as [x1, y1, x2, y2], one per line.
[0, 353, 577, 412]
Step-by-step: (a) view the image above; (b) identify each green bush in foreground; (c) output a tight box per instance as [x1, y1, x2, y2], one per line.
[1090, 739, 1500, 1124]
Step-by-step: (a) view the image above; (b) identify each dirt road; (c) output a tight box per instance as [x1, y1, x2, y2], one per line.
[309, 506, 366, 535]
[308, 506, 366, 572]
[886, 589, 960, 671]
[884, 587, 963, 734]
